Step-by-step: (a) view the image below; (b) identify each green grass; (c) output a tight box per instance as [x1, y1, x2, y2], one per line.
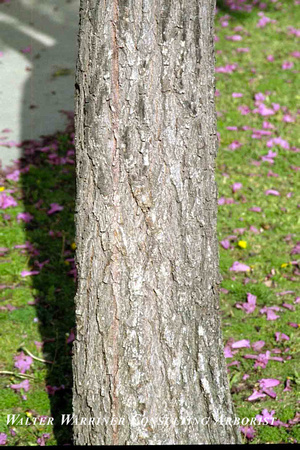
[0, 130, 75, 445]
[0, 0, 299, 445]
[215, 0, 299, 444]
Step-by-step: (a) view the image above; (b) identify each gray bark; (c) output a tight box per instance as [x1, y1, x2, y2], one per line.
[73, 0, 241, 445]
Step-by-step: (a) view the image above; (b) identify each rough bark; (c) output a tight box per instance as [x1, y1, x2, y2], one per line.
[73, 0, 241, 445]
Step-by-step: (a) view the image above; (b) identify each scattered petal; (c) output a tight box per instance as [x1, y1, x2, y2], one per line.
[230, 261, 251, 272]
[10, 379, 30, 392]
[47, 203, 64, 215]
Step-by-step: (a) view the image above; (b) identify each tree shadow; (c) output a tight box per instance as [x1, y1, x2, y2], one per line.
[20, 117, 76, 445]
[0, 0, 79, 444]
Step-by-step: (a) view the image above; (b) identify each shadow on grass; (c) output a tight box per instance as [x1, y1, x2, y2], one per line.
[20, 114, 76, 444]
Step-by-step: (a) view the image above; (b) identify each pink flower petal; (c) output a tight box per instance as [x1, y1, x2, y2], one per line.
[230, 261, 251, 272]
[47, 203, 64, 215]
[259, 378, 280, 389]
[14, 352, 33, 374]
[232, 339, 251, 349]
[10, 379, 30, 392]
[248, 390, 266, 401]
[21, 270, 40, 277]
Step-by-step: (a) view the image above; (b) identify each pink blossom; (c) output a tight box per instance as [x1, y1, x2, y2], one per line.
[21, 270, 40, 277]
[290, 242, 300, 255]
[272, 103, 280, 112]
[236, 292, 256, 314]
[228, 140, 242, 150]
[240, 426, 255, 440]
[237, 47, 249, 53]
[263, 121, 275, 129]
[6, 169, 21, 182]
[218, 197, 235, 205]
[265, 189, 280, 196]
[257, 15, 276, 28]
[227, 360, 240, 368]
[67, 331, 75, 344]
[0, 434, 7, 446]
[232, 339, 251, 349]
[261, 149, 277, 164]
[252, 340, 265, 351]
[17, 212, 34, 223]
[249, 225, 259, 234]
[224, 345, 234, 358]
[238, 105, 251, 115]
[220, 288, 229, 294]
[37, 433, 50, 446]
[282, 61, 294, 70]
[275, 332, 289, 342]
[247, 389, 266, 401]
[282, 302, 295, 311]
[0, 193, 17, 209]
[231, 182, 242, 193]
[10, 379, 30, 392]
[254, 351, 271, 369]
[34, 259, 49, 270]
[229, 261, 250, 272]
[249, 206, 261, 212]
[267, 137, 289, 149]
[233, 228, 245, 235]
[269, 355, 284, 363]
[220, 239, 230, 250]
[267, 55, 274, 62]
[47, 203, 64, 215]
[291, 51, 300, 58]
[14, 352, 33, 373]
[232, 92, 243, 98]
[263, 387, 277, 398]
[216, 64, 238, 74]
[283, 114, 295, 122]
[255, 92, 265, 102]
[0, 140, 22, 148]
[260, 306, 280, 321]
[45, 385, 65, 395]
[254, 103, 275, 116]
[252, 129, 272, 139]
[257, 409, 288, 427]
[259, 378, 280, 389]
[256, 409, 275, 425]
[283, 379, 292, 392]
[226, 35, 242, 41]
[243, 353, 261, 361]
[267, 170, 279, 177]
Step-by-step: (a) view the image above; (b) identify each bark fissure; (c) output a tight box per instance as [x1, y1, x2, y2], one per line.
[110, 0, 120, 440]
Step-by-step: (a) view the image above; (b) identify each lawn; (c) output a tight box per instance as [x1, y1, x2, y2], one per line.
[0, 0, 299, 445]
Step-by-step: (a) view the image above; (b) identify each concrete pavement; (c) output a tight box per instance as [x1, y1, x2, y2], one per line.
[0, 0, 80, 168]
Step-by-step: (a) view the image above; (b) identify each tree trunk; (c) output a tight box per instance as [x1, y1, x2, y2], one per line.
[73, 0, 241, 445]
